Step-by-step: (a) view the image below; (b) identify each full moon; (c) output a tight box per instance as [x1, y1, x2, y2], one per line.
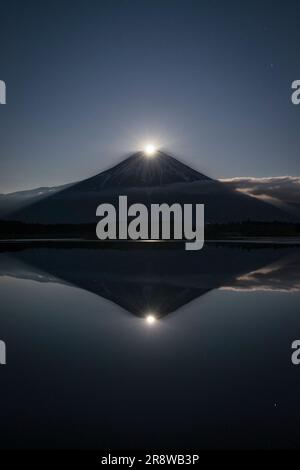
[144, 144, 156, 156]
[145, 314, 157, 325]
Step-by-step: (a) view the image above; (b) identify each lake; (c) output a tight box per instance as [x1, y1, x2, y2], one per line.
[0, 243, 300, 449]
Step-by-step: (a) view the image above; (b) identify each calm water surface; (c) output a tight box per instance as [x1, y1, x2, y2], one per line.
[0, 244, 300, 449]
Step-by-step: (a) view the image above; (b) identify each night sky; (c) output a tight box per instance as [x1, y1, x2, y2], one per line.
[0, 0, 300, 193]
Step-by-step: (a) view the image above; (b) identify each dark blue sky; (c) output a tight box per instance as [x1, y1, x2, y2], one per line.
[1, 0, 300, 192]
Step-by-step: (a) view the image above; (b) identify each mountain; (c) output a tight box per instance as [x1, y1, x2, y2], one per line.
[73, 151, 211, 189]
[0, 151, 292, 224]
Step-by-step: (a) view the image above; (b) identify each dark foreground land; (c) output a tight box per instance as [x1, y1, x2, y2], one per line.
[1, 220, 300, 241]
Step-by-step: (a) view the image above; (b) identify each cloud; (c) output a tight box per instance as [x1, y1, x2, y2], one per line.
[221, 254, 300, 292]
[220, 176, 300, 214]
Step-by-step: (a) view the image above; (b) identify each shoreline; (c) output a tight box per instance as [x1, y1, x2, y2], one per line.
[1, 237, 300, 249]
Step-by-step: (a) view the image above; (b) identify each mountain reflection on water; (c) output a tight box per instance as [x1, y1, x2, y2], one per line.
[1, 243, 300, 449]
[0, 244, 299, 317]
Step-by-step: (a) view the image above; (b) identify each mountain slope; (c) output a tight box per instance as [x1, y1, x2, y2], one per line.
[0, 151, 292, 224]
[64, 151, 211, 190]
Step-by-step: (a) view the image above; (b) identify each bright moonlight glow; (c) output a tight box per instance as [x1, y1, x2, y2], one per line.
[144, 144, 156, 156]
[145, 314, 157, 325]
